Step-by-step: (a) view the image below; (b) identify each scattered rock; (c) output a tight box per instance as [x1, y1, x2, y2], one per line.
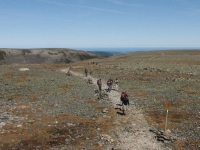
[0, 122, 6, 127]
[149, 128, 175, 143]
[66, 70, 72, 76]
[87, 78, 93, 84]
[67, 123, 75, 127]
[102, 108, 108, 113]
[28, 120, 35, 124]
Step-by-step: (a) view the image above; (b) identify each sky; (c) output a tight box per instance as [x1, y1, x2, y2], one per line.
[0, 0, 200, 49]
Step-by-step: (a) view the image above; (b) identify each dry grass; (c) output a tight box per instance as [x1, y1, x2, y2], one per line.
[85, 98, 97, 103]
[2, 72, 14, 78]
[59, 84, 74, 88]
[5, 93, 25, 100]
[182, 90, 197, 94]
[173, 140, 200, 150]
[129, 89, 148, 97]
[0, 111, 117, 149]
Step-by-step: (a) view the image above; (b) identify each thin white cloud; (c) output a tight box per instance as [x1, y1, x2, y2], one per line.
[106, 0, 150, 8]
[0, 11, 92, 24]
[38, 0, 126, 14]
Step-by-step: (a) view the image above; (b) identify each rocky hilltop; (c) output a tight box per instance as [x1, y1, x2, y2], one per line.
[0, 48, 99, 64]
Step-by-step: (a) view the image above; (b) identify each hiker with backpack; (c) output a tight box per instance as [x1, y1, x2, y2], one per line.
[85, 68, 88, 77]
[121, 91, 129, 115]
[97, 79, 102, 91]
[120, 92, 125, 106]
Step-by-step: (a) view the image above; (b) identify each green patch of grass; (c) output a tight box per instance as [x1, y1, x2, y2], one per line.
[76, 54, 97, 60]
[0, 50, 6, 60]
[48, 52, 58, 55]
[22, 50, 32, 57]
[65, 58, 73, 63]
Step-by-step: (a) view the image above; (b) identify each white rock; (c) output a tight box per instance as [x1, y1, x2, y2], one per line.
[0, 122, 6, 126]
[17, 124, 22, 127]
[19, 68, 29, 71]
[67, 123, 75, 126]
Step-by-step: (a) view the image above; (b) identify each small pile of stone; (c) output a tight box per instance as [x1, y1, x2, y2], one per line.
[66, 70, 72, 76]
[97, 91, 109, 100]
[87, 78, 93, 84]
[149, 128, 176, 143]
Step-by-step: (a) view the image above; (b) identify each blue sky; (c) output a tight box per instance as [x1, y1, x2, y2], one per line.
[0, 0, 200, 49]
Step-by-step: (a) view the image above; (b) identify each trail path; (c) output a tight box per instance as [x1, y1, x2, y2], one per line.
[60, 67, 170, 150]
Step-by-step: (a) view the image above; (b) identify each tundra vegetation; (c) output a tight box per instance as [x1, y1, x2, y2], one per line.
[0, 49, 200, 149]
[0, 50, 6, 60]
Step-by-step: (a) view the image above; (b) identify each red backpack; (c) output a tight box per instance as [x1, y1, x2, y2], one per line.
[121, 92, 125, 100]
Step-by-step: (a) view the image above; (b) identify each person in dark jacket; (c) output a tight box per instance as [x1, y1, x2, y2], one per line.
[122, 92, 129, 115]
[85, 68, 88, 77]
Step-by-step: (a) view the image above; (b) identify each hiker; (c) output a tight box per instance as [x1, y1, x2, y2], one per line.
[122, 97, 129, 115]
[120, 92, 125, 106]
[85, 68, 88, 77]
[121, 91, 129, 115]
[97, 79, 102, 91]
[107, 79, 112, 92]
[110, 78, 113, 89]
[115, 78, 119, 91]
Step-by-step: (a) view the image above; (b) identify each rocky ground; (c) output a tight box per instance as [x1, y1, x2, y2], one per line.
[0, 64, 114, 149]
[0, 50, 200, 150]
[73, 50, 200, 150]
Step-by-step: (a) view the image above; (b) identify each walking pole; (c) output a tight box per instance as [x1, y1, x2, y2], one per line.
[165, 102, 171, 132]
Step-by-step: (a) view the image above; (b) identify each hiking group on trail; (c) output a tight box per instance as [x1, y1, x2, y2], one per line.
[96, 77, 129, 115]
[84, 68, 129, 116]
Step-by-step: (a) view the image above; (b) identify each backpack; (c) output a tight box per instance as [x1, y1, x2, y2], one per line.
[121, 93, 125, 100]
[124, 92, 128, 98]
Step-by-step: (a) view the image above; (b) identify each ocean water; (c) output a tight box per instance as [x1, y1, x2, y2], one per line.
[76, 47, 200, 53]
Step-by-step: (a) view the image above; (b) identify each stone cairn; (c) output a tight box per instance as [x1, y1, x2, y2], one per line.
[66, 70, 72, 76]
[87, 78, 93, 84]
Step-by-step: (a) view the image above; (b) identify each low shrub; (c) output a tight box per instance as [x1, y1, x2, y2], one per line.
[0, 50, 6, 60]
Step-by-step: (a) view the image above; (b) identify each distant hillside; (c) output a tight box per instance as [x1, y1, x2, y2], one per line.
[87, 51, 122, 56]
[0, 48, 100, 64]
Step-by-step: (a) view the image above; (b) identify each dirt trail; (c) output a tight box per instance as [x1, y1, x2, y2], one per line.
[60, 68, 170, 150]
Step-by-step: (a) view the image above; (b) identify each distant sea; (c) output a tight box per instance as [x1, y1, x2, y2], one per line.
[76, 47, 200, 53]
